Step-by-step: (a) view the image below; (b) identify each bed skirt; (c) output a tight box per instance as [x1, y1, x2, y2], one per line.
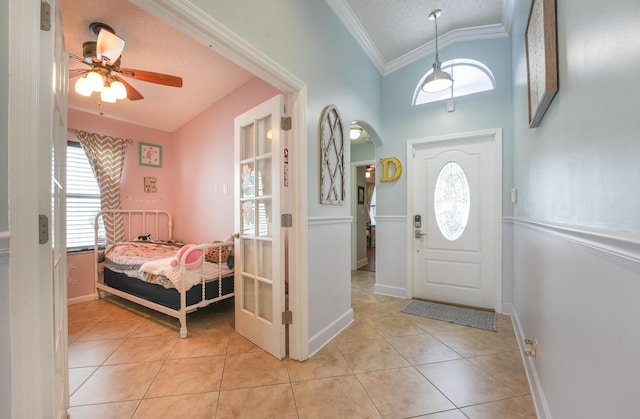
[103, 268, 234, 311]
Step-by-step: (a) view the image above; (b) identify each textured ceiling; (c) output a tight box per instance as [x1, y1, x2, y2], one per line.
[61, 0, 254, 132]
[345, 0, 504, 63]
[62, 0, 510, 133]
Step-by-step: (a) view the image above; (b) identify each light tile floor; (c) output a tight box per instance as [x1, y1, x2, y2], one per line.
[67, 270, 537, 418]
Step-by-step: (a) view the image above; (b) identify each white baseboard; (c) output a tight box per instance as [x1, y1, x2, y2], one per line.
[356, 257, 368, 268]
[374, 283, 407, 299]
[67, 294, 95, 305]
[511, 307, 552, 419]
[308, 308, 354, 357]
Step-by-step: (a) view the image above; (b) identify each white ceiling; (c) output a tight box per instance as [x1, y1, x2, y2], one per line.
[62, 0, 512, 133]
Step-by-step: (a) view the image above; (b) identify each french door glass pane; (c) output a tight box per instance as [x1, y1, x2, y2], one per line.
[258, 240, 272, 278]
[241, 163, 255, 198]
[257, 158, 272, 196]
[242, 124, 255, 160]
[257, 280, 273, 322]
[257, 116, 272, 155]
[257, 199, 272, 237]
[242, 239, 255, 275]
[242, 275, 255, 313]
[242, 201, 255, 235]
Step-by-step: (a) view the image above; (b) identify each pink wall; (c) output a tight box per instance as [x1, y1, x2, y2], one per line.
[172, 77, 280, 243]
[67, 108, 176, 216]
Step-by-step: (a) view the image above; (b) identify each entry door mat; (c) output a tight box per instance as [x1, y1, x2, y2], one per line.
[402, 300, 497, 331]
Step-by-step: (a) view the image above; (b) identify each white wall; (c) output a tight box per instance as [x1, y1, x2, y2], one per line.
[510, 0, 640, 417]
[0, 0, 10, 415]
[511, 220, 640, 418]
[0, 0, 8, 230]
[0, 233, 10, 419]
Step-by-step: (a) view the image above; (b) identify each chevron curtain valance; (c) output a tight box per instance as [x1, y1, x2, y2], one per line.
[76, 130, 129, 244]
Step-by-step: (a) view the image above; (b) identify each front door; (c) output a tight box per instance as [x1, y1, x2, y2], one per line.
[410, 130, 501, 310]
[234, 95, 287, 359]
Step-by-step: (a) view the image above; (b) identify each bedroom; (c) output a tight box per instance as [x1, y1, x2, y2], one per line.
[63, 0, 288, 346]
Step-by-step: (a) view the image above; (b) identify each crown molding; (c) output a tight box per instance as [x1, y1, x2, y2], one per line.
[383, 23, 509, 75]
[326, 0, 511, 76]
[501, 0, 516, 35]
[131, 0, 305, 92]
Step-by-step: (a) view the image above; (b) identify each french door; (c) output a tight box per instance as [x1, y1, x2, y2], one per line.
[234, 95, 287, 359]
[410, 130, 501, 310]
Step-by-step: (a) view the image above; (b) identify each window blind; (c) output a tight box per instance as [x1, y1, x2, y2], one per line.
[66, 142, 106, 251]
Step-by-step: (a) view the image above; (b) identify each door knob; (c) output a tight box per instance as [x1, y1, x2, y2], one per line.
[415, 229, 426, 239]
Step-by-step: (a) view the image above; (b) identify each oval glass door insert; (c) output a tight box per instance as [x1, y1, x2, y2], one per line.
[434, 161, 470, 240]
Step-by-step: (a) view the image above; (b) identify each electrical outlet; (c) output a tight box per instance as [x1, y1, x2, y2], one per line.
[524, 338, 538, 358]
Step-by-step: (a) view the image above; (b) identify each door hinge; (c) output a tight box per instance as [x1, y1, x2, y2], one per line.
[282, 310, 293, 325]
[281, 116, 292, 132]
[39, 214, 49, 244]
[281, 213, 292, 228]
[40, 1, 51, 31]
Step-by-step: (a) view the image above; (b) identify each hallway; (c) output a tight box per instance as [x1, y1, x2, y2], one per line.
[67, 270, 535, 418]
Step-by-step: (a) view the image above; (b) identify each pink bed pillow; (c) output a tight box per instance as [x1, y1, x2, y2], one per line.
[170, 244, 203, 270]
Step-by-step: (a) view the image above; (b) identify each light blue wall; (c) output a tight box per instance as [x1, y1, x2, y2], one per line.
[511, 0, 640, 232]
[192, 0, 383, 217]
[510, 0, 640, 417]
[350, 142, 374, 162]
[380, 37, 514, 217]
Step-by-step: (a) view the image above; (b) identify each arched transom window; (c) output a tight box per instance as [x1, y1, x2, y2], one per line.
[413, 59, 496, 105]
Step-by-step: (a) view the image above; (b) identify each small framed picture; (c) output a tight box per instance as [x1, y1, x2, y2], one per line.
[139, 142, 162, 167]
[357, 186, 365, 205]
[144, 177, 157, 193]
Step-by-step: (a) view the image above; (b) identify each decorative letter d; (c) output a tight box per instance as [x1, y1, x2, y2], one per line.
[379, 157, 403, 182]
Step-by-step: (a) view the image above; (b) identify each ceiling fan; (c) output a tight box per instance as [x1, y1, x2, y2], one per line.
[68, 22, 183, 102]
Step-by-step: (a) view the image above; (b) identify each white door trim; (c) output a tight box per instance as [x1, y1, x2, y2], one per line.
[406, 128, 503, 312]
[131, 0, 309, 359]
[351, 159, 374, 270]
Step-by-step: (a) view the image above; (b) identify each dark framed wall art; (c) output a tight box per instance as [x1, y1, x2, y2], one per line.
[357, 186, 365, 204]
[525, 0, 558, 128]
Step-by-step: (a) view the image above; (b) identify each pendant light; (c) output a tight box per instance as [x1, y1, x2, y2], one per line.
[421, 9, 453, 93]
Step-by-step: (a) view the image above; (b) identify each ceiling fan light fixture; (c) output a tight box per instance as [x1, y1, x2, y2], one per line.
[100, 86, 117, 103]
[74, 77, 92, 97]
[96, 28, 125, 66]
[85, 71, 104, 92]
[422, 9, 453, 93]
[110, 80, 127, 100]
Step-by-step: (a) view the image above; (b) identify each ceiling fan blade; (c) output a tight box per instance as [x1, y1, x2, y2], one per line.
[119, 67, 183, 87]
[68, 53, 90, 64]
[113, 75, 144, 101]
[96, 28, 125, 67]
[68, 68, 88, 79]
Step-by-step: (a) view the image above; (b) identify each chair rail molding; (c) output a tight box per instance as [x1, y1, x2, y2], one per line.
[505, 216, 640, 265]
